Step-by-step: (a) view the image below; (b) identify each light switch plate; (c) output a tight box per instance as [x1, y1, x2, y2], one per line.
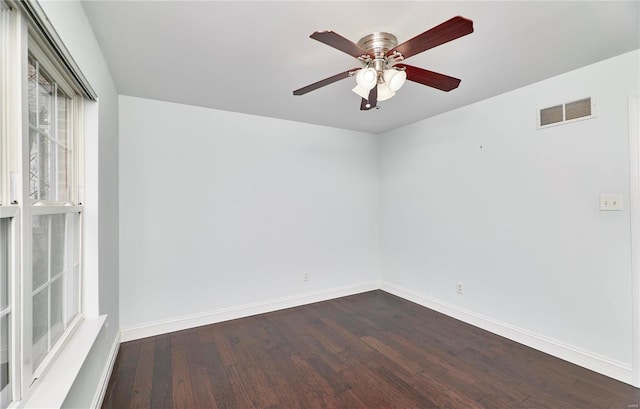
[599, 194, 622, 211]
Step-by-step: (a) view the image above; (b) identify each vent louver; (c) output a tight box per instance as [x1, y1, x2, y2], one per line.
[565, 98, 592, 120]
[540, 105, 564, 126]
[538, 97, 595, 129]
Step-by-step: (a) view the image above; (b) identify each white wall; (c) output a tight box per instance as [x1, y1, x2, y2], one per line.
[119, 96, 379, 335]
[379, 51, 639, 377]
[37, 1, 120, 408]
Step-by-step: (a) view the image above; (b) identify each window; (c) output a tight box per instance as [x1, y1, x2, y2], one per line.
[26, 53, 82, 373]
[0, 0, 93, 405]
[25, 47, 84, 379]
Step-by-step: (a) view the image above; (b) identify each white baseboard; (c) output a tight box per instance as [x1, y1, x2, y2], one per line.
[380, 281, 634, 385]
[120, 282, 378, 342]
[91, 330, 120, 409]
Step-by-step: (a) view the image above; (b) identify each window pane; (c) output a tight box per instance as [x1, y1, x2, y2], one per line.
[0, 220, 8, 310]
[0, 314, 10, 409]
[50, 214, 64, 278]
[50, 278, 63, 346]
[29, 57, 52, 201]
[65, 214, 79, 326]
[56, 89, 69, 201]
[32, 289, 47, 370]
[66, 265, 79, 327]
[31, 212, 81, 372]
[28, 57, 70, 203]
[32, 215, 49, 290]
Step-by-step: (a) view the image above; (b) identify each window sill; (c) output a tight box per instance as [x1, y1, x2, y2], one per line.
[21, 315, 107, 409]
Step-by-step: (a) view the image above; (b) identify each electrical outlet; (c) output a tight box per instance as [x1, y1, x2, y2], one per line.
[456, 282, 464, 294]
[599, 194, 622, 211]
[304, 272, 309, 282]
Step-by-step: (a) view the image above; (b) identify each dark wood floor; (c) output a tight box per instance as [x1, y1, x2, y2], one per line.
[102, 290, 640, 409]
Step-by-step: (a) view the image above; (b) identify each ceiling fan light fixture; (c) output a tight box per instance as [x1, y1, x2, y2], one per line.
[352, 84, 371, 99]
[377, 82, 396, 101]
[383, 68, 407, 92]
[355, 67, 377, 90]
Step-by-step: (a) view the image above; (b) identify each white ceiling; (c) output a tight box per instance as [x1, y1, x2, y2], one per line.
[80, 1, 639, 134]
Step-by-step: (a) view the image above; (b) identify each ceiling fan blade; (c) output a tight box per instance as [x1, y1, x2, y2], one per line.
[293, 68, 359, 96]
[310, 30, 371, 58]
[360, 86, 377, 110]
[398, 64, 461, 92]
[388, 16, 473, 59]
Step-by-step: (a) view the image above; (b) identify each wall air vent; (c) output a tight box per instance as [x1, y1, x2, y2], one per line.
[540, 105, 564, 126]
[537, 97, 595, 129]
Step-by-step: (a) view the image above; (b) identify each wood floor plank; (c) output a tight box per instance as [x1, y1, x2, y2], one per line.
[225, 364, 267, 409]
[129, 340, 155, 409]
[245, 343, 304, 408]
[339, 365, 423, 408]
[333, 389, 369, 409]
[208, 325, 240, 368]
[477, 393, 529, 409]
[189, 364, 219, 409]
[382, 332, 511, 402]
[234, 364, 280, 407]
[454, 347, 525, 387]
[103, 290, 640, 409]
[227, 329, 263, 370]
[203, 341, 238, 408]
[305, 354, 351, 394]
[289, 354, 344, 408]
[303, 322, 346, 354]
[231, 315, 270, 347]
[296, 332, 350, 372]
[150, 336, 172, 409]
[376, 365, 441, 408]
[360, 334, 423, 374]
[182, 328, 220, 409]
[170, 335, 195, 409]
[218, 324, 281, 408]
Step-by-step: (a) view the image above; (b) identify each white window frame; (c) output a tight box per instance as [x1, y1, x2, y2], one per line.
[1, 1, 95, 405]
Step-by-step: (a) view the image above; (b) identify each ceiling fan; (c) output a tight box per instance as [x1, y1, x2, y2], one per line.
[293, 16, 474, 110]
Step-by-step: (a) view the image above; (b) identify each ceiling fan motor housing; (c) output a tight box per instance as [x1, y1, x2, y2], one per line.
[357, 32, 398, 55]
[357, 32, 399, 73]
